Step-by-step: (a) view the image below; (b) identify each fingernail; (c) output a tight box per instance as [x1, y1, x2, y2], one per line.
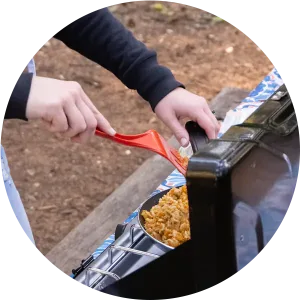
[180, 138, 188, 147]
[108, 128, 116, 136]
[185, 142, 192, 149]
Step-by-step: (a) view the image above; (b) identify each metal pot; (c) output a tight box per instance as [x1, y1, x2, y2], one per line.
[137, 185, 184, 251]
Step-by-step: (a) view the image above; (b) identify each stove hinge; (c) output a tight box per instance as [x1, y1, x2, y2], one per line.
[72, 255, 94, 278]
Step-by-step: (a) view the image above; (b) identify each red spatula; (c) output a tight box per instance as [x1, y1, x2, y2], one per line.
[95, 129, 188, 175]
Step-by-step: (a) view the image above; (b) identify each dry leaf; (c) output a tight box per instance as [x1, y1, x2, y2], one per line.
[152, 3, 164, 11]
[212, 16, 224, 23]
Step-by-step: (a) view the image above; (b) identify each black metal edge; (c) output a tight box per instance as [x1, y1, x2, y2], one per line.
[186, 171, 237, 286]
[72, 255, 95, 278]
[115, 223, 127, 240]
[255, 214, 265, 253]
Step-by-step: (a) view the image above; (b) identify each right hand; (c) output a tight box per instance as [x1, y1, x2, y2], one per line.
[26, 76, 116, 143]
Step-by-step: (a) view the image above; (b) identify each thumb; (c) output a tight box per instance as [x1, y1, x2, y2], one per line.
[164, 116, 189, 147]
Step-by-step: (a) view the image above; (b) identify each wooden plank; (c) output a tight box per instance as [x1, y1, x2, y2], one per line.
[46, 87, 249, 274]
[210, 87, 249, 120]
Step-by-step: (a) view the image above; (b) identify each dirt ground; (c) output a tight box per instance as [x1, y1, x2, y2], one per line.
[1, 2, 273, 255]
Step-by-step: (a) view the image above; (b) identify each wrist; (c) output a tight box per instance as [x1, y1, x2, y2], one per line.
[150, 81, 185, 112]
[25, 76, 40, 120]
[154, 87, 185, 114]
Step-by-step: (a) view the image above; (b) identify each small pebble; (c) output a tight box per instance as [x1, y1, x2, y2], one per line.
[166, 29, 173, 34]
[33, 182, 40, 188]
[59, 74, 65, 80]
[149, 117, 157, 124]
[125, 150, 131, 155]
[44, 41, 51, 47]
[159, 37, 165, 44]
[27, 195, 36, 202]
[225, 46, 234, 53]
[97, 160, 101, 164]
[244, 62, 253, 68]
[109, 5, 118, 12]
[26, 169, 35, 176]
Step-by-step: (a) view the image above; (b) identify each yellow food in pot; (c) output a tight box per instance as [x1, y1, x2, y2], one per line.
[141, 185, 190, 248]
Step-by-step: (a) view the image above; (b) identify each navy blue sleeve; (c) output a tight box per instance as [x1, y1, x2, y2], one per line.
[54, 8, 184, 110]
[5, 73, 33, 120]
[6, 8, 184, 120]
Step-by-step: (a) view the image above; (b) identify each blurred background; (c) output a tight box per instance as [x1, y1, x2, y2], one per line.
[1, 1, 272, 255]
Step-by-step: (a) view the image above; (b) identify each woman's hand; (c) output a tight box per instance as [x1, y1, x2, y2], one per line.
[26, 76, 116, 143]
[155, 88, 220, 146]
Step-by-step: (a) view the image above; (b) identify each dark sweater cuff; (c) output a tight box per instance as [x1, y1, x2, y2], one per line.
[5, 73, 33, 120]
[147, 77, 185, 111]
[135, 57, 185, 111]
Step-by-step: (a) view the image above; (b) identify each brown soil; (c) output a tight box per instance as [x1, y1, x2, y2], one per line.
[1, 1, 272, 255]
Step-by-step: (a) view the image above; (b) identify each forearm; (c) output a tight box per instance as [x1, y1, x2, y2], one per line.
[54, 8, 184, 110]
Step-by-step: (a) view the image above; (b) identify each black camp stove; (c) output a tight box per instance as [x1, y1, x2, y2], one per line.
[73, 84, 299, 299]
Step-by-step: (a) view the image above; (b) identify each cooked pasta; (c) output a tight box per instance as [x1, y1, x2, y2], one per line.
[141, 185, 190, 248]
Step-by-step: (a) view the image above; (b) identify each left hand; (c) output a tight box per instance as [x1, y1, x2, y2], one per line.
[155, 88, 220, 147]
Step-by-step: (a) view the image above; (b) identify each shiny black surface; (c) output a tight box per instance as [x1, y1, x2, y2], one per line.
[102, 86, 299, 299]
[232, 128, 298, 268]
[185, 121, 209, 153]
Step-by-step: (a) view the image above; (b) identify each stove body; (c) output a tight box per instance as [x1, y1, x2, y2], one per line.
[74, 85, 299, 299]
